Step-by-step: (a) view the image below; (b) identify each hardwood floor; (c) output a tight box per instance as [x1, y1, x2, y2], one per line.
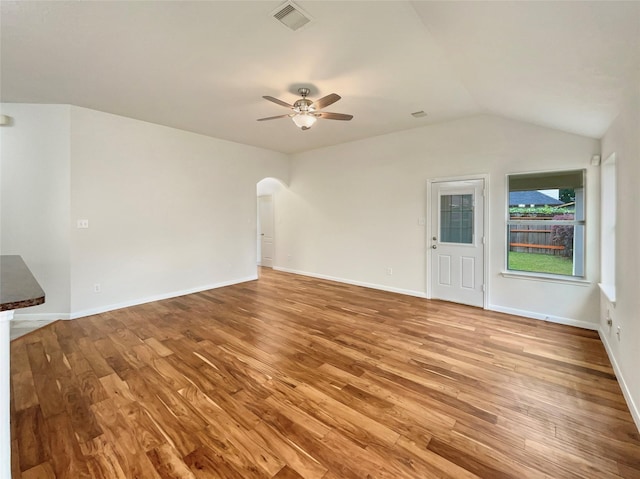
[10, 268, 640, 478]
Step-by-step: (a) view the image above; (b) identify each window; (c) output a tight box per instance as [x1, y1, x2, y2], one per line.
[440, 193, 473, 244]
[507, 170, 585, 277]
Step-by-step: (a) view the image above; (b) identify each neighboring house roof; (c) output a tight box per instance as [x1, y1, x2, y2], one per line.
[509, 191, 563, 206]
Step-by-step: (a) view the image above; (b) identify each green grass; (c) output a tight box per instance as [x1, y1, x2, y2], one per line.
[508, 251, 573, 276]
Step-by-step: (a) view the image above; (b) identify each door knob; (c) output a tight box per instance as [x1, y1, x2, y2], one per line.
[432, 236, 437, 241]
[432, 245, 437, 249]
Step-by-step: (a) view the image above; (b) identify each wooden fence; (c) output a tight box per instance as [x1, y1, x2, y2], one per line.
[509, 223, 564, 255]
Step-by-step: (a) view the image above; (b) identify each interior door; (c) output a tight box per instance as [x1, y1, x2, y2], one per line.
[258, 195, 274, 268]
[430, 179, 484, 307]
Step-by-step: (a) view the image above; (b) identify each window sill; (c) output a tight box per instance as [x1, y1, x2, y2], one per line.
[501, 270, 591, 286]
[598, 283, 616, 305]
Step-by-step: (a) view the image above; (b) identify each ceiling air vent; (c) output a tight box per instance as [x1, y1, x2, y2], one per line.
[272, 1, 312, 31]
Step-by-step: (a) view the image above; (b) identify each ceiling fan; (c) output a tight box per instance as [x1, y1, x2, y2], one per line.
[257, 88, 353, 130]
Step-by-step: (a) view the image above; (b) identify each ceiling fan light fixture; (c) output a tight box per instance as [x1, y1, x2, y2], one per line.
[258, 87, 351, 128]
[292, 112, 317, 129]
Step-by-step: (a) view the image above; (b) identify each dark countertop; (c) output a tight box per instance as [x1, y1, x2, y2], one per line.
[0, 255, 45, 312]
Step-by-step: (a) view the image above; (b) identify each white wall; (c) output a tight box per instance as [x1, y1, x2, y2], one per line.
[0, 104, 71, 316]
[1, 104, 289, 318]
[274, 114, 601, 327]
[69, 107, 289, 315]
[600, 82, 640, 427]
[1, 106, 603, 329]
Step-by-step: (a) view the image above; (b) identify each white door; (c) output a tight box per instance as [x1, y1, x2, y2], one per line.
[430, 179, 485, 307]
[258, 195, 274, 268]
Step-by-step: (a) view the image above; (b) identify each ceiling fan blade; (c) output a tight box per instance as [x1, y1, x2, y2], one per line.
[257, 114, 292, 121]
[263, 96, 293, 108]
[316, 112, 353, 121]
[311, 93, 341, 110]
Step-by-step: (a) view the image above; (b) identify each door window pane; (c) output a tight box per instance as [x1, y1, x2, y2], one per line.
[440, 194, 473, 244]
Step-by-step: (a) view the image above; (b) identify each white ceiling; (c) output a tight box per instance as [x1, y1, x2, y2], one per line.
[1, 1, 638, 154]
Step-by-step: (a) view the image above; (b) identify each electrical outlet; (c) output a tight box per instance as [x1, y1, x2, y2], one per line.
[386, 267, 393, 275]
[93, 283, 101, 293]
[77, 219, 89, 229]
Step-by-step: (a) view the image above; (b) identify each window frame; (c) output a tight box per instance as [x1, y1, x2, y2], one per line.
[599, 153, 616, 303]
[505, 169, 587, 280]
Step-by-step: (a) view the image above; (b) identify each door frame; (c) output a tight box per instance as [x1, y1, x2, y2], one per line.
[257, 194, 275, 268]
[425, 174, 490, 307]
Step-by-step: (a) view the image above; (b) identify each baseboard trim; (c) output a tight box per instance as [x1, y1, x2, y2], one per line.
[599, 327, 640, 432]
[11, 276, 258, 321]
[273, 267, 427, 299]
[11, 313, 70, 321]
[68, 275, 258, 319]
[273, 268, 599, 331]
[11, 318, 62, 328]
[485, 304, 598, 330]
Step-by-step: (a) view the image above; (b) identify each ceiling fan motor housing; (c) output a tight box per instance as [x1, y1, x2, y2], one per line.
[293, 98, 314, 113]
[293, 88, 314, 113]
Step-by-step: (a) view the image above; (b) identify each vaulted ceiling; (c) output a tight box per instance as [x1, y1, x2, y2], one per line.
[2, 1, 638, 154]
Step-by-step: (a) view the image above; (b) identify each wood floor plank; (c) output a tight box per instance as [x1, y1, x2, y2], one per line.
[91, 398, 161, 479]
[120, 370, 202, 457]
[9, 267, 640, 479]
[11, 439, 22, 479]
[76, 337, 116, 378]
[57, 372, 103, 443]
[15, 405, 50, 472]
[12, 370, 39, 412]
[83, 435, 128, 479]
[46, 413, 91, 479]
[144, 337, 174, 357]
[426, 437, 520, 479]
[183, 445, 246, 479]
[395, 435, 483, 479]
[146, 443, 197, 479]
[21, 462, 56, 479]
[273, 466, 306, 479]
[116, 398, 166, 452]
[193, 426, 273, 479]
[252, 421, 328, 479]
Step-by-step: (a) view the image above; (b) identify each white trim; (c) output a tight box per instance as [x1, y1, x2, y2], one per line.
[10, 319, 58, 340]
[600, 153, 616, 298]
[598, 283, 616, 305]
[599, 327, 640, 432]
[11, 318, 59, 328]
[500, 271, 591, 286]
[257, 194, 275, 268]
[487, 304, 598, 330]
[273, 267, 427, 299]
[12, 312, 70, 321]
[603, 152, 616, 165]
[67, 275, 258, 320]
[0, 311, 11, 479]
